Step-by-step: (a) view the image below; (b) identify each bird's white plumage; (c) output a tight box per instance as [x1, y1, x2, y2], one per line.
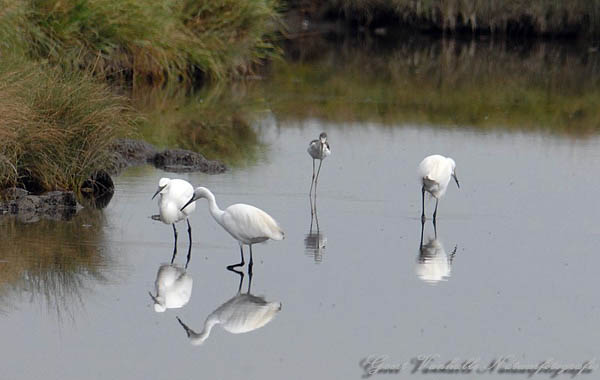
[191, 187, 284, 246]
[156, 178, 196, 225]
[151, 264, 193, 312]
[416, 239, 452, 284]
[418, 155, 456, 199]
[221, 204, 284, 244]
[179, 293, 282, 345]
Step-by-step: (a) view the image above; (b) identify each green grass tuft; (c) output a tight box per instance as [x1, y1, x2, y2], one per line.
[0, 54, 133, 192]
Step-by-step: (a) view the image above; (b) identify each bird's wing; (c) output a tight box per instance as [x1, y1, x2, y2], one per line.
[223, 204, 284, 242]
[418, 155, 451, 185]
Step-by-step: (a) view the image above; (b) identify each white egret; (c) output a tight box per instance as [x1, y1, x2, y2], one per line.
[181, 187, 284, 273]
[149, 264, 193, 312]
[176, 273, 281, 345]
[152, 178, 196, 264]
[418, 155, 460, 222]
[307, 132, 331, 195]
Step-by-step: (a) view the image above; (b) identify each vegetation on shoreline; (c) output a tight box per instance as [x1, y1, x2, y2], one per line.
[0, 55, 132, 193]
[1, 0, 283, 84]
[258, 35, 600, 136]
[293, 0, 600, 38]
[0, 0, 283, 194]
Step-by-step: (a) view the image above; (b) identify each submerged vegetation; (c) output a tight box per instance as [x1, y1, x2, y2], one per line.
[295, 0, 600, 38]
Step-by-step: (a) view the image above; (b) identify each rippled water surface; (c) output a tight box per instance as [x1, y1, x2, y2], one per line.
[2, 36, 600, 379]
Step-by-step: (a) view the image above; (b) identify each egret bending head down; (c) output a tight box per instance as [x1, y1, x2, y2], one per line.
[152, 178, 196, 265]
[181, 186, 284, 274]
[418, 155, 460, 223]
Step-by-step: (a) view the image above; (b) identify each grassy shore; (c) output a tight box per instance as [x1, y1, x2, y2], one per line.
[0, 0, 283, 194]
[294, 0, 600, 37]
[1, 0, 282, 84]
[0, 55, 133, 193]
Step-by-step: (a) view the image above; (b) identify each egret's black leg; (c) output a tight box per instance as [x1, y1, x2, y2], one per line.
[171, 224, 178, 264]
[185, 219, 192, 268]
[421, 186, 426, 223]
[433, 198, 439, 223]
[248, 245, 254, 276]
[227, 245, 245, 271]
[433, 217, 438, 239]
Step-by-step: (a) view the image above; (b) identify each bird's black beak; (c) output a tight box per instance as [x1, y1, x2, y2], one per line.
[453, 172, 460, 189]
[148, 291, 159, 304]
[152, 185, 166, 200]
[180, 196, 195, 211]
[176, 316, 194, 338]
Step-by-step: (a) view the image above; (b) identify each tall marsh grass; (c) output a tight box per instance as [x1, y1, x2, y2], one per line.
[1, 0, 283, 85]
[0, 56, 132, 192]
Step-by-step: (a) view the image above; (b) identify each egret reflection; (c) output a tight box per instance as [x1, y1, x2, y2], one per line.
[149, 263, 193, 312]
[176, 271, 282, 345]
[417, 220, 457, 284]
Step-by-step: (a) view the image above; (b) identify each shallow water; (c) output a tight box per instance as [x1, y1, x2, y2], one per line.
[2, 37, 600, 379]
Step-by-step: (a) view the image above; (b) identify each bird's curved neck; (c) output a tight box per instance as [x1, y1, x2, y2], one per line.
[201, 188, 225, 221]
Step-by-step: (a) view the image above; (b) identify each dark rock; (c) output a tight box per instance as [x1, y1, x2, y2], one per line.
[81, 170, 115, 209]
[17, 195, 41, 211]
[1, 187, 28, 200]
[108, 138, 158, 175]
[106, 138, 226, 175]
[0, 189, 79, 223]
[152, 149, 227, 174]
[38, 191, 77, 209]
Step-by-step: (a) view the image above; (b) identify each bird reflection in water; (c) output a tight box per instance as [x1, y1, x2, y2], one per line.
[305, 164, 327, 263]
[417, 219, 457, 284]
[176, 270, 282, 345]
[149, 263, 193, 312]
[305, 194, 327, 262]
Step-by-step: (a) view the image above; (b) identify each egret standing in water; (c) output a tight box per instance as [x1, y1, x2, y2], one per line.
[153, 178, 196, 264]
[418, 155, 460, 222]
[307, 132, 331, 195]
[181, 187, 284, 274]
